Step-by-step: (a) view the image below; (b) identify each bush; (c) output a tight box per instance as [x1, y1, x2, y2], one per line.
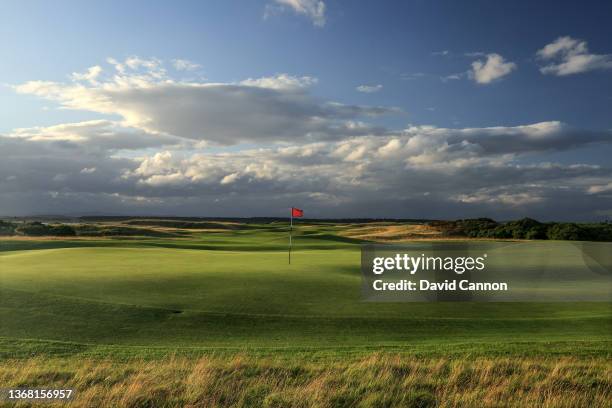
[547, 223, 585, 241]
[15, 222, 76, 237]
[48, 225, 77, 236]
[503, 218, 547, 240]
[0, 220, 17, 236]
[15, 222, 50, 236]
[438, 218, 612, 241]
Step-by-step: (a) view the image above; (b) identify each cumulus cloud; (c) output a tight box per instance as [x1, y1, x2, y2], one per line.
[14, 58, 397, 145]
[5, 59, 612, 219]
[119, 122, 612, 204]
[2, 119, 611, 218]
[469, 53, 517, 84]
[537, 36, 612, 76]
[266, 0, 326, 27]
[8, 120, 185, 151]
[71, 65, 103, 84]
[356, 84, 383, 93]
[0, 134, 137, 201]
[431, 121, 612, 154]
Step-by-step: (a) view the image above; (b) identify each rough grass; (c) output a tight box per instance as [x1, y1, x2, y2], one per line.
[339, 224, 446, 241]
[0, 354, 610, 408]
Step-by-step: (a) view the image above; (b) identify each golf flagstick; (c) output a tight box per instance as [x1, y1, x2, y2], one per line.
[289, 207, 303, 264]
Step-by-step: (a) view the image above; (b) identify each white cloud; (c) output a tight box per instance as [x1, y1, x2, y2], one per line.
[587, 182, 612, 194]
[6, 58, 612, 219]
[2, 119, 611, 218]
[220, 173, 240, 185]
[121, 121, 612, 191]
[452, 191, 544, 206]
[537, 36, 612, 76]
[356, 84, 383, 93]
[441, 73, 463, 82]
[241, 73, 317, 90]
[267, 0, 326, 27]
[469, 53, 517, 84]
[14, 57, 396, 145]
[8, 120, 184, 150]
[71, 65, 102, 84]
[124, 56, 162, 71]
[172, 59, 201, 71]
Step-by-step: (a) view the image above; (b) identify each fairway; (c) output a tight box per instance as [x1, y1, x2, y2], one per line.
[1, 223, 610, 356]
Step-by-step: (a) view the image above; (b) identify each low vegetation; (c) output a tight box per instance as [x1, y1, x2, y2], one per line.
[0, 355, 609, 407]
[0, 220, 16, 236]
[0, 221, 182, 238]
[2, 217, 612, 241]
[13, 221, 76, 237]
[124, 219, 248, 230]
[432, 217, 612, 241]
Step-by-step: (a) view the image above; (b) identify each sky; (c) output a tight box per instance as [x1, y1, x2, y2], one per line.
[1, 0, 612, 220]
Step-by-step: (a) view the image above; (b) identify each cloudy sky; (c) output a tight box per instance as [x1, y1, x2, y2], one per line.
[1, 0, 612, 220]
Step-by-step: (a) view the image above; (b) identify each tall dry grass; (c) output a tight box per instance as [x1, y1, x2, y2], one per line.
[0, 354, 610, 407]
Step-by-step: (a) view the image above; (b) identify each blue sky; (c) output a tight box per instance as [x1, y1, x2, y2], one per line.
[1, 0, 612, 219]
[2, 0, 612, 131]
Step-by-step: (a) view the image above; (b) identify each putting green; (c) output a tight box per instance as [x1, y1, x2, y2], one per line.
[1, 238, 610, 354]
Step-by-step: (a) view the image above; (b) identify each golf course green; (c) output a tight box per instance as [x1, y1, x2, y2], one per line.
[0, 222, 610, 357]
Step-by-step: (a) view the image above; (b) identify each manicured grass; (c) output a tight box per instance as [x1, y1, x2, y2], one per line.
[0, 223, 610, 406]
[0, 224, 610, 354]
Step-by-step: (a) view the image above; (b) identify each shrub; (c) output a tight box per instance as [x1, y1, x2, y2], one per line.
[48, 225, 77, 236]
[0, 220, 17, 236]
[546, 223, 585, 241]
[15, 222, 76, 237]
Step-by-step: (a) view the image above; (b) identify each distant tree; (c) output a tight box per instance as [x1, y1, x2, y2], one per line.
[49, 224, 77, 236]
[16, 222, 49, 236]
[546, 223, 584, 241]
[0, 220, 17, 236]
[15, 222, 76, 236]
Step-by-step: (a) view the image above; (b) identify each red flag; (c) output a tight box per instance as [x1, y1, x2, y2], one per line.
[291, 207, 303, 218]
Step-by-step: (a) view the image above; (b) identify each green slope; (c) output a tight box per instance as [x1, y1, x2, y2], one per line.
[0, 226, 610, 357]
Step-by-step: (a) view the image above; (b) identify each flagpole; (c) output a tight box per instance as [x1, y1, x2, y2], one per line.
[289, 208, 293, 264]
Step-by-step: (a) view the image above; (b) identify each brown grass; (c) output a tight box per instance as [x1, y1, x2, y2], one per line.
[0, 236, 102, 241]
[0, 354, 610, 407]
[340, 224, 446, 242]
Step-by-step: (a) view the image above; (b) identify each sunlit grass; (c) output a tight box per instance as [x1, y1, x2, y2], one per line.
[0, 354, 610, 408]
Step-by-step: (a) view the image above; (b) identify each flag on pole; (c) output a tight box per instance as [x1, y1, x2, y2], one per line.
[289, 207, 303, 264]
